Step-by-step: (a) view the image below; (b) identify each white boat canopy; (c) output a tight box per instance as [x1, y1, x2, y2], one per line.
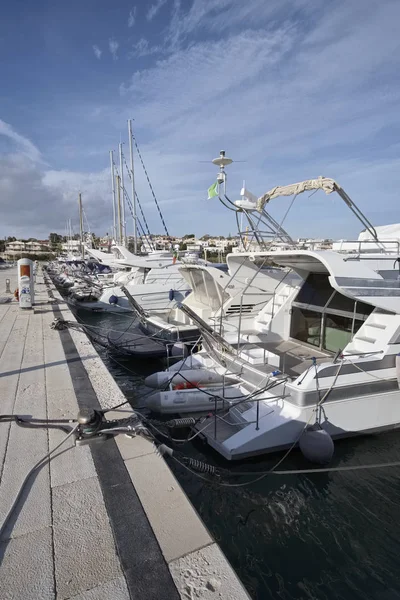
[257, 177, 336, 210]
[256, 176, 379, 243]
[358, 223, 400, 241]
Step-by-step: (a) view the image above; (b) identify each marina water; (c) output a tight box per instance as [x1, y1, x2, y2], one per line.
[78, 309, 400, 600]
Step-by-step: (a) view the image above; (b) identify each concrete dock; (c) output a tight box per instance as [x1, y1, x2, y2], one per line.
[0, 266, 250, 600]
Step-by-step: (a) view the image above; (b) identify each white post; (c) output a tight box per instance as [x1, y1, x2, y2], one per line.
[110, 150, 116, 243]
[18, 258, 34, 308]
[119, 142, 126, 245]
[128, 119, 137, 254]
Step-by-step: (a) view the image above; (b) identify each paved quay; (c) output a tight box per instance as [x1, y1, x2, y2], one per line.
[0, 266, 250, 600]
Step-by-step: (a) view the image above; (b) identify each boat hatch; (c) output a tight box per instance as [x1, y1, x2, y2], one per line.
[290, 273, 374, 352]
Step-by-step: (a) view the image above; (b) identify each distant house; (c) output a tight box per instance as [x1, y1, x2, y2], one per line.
[4, 239, 54, 259]
[6, 240, 25, 253]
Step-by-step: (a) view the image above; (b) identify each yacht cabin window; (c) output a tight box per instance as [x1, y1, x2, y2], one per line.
[290, 273, 373, 352]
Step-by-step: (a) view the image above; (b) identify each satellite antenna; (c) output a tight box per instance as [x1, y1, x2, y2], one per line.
[212, 150, 233, 195]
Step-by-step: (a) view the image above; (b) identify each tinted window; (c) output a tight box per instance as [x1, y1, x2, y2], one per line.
[295, 274, 333, 307]
[326, 291, 355, 312]
[290, 307, 321, 348]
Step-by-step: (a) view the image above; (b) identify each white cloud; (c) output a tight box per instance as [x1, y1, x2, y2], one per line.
[0, 120, 42, 163]
[147, 0, 167, 22]
[128, 38, 161, 58]
[0, 154, 112, 238]
[0, 120, 112, 238]
[121, 26, 295, 125]
[109, 38, 119, 60]
[3, 1, 400, 240]
[116, 0, 400, 238]
[92, 45, 102, 59]
[128, 6, 137, 28]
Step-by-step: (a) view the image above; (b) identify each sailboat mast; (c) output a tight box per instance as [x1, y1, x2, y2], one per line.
[128, 119, 137, 254]
[109, 150, 116, 243]
[119, 142, 126, 246]
[116, 174, 123, 244]
[78, 193, 85, 259]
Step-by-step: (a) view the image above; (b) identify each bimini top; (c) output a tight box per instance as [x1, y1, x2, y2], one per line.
[256, 176, 379, 244]
[257, 177, 336, 210]
[227, 249, 400, 314]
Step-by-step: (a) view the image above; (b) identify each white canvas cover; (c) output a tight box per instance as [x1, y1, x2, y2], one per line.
[358, 223, 400, 241]
[257, 177, 337, 211]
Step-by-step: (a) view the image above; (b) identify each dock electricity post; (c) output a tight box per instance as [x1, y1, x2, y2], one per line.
[119, 142, 126, 246]
[78, 192, 85, 259]
[128, 119, 137, 254]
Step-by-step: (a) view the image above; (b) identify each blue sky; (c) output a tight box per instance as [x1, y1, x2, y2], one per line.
[1, 0, 400, 240]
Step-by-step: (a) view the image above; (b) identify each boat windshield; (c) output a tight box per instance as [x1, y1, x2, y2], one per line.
[186, 268, 229, 310]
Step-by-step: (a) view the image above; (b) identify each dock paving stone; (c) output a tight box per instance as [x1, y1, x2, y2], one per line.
[0, 309, 18, 360]
[48, 428, 96, 489]
[52, 476, 123, 600]
[169, 543, 252, 600]
[0, 527, 54, 600]
[124, 452, 213, 563]
[0, 456, 51, 541]
[66, 577, 130, 600]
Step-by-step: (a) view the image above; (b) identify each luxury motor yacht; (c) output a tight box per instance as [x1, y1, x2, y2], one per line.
[143, 177, 400, 460]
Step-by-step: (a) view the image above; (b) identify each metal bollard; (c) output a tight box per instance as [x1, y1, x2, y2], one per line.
[5, 279, 11, 294]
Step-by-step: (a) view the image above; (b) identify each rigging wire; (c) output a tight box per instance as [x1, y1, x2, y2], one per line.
[122, 152, 154, 246]
[130, 131, 170, 237]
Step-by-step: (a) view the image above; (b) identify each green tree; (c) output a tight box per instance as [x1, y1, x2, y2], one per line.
[91, 233, 100, 249]
[49, 233, 63, 247]
[183, 233, 195, 240]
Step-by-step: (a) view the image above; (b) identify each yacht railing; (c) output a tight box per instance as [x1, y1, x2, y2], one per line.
[331, 239, 400, 254]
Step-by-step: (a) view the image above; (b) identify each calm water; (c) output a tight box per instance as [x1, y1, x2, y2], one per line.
[78, 308, 400, 600]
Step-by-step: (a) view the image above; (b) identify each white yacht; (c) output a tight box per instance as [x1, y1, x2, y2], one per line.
[131, 175, 400, 344]
[144, 177, 400, 460]
[67, 248, 193, 313]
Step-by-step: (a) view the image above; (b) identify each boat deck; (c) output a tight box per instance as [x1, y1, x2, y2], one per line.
[234, 337, 330, 378]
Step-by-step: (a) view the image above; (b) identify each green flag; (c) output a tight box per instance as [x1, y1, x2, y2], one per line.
[207, 181, 219, 199]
